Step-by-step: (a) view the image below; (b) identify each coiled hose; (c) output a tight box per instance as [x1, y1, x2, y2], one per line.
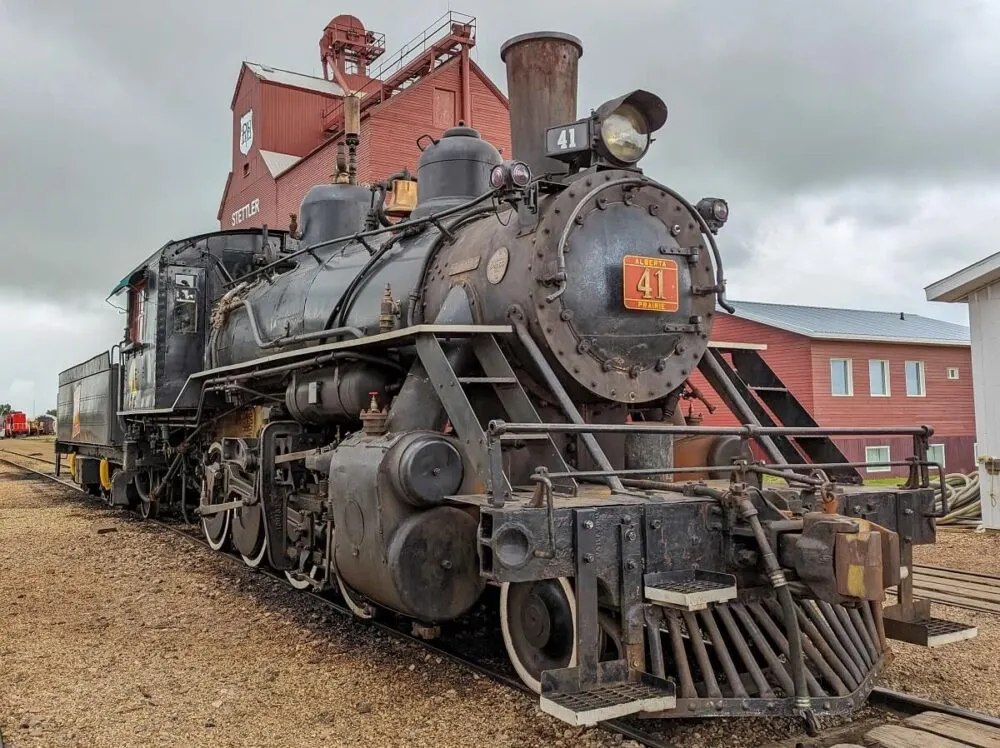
[932, 471, 982, 526]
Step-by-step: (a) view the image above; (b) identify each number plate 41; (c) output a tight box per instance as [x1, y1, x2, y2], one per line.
[622, 255, 680, 312]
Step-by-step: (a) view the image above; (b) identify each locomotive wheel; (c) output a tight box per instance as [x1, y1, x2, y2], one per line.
[500, 578, 578, 693]
[232, 502, 267, 567]
[202, 509, 230, 551]
[135, 470, 159, 519]
[285, 567, 317, 590]
[336, 572, 375, 619]
[201, 443, 230, 551]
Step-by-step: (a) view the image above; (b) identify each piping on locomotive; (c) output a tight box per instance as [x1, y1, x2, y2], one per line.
[55, 31, 973, 730]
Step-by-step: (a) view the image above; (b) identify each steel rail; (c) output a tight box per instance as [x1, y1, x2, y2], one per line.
[0, 455, 677, 748]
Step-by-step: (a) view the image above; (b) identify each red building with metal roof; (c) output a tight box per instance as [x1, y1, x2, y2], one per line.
[690, 301, 976, 476]
[218, 12, 512, 232]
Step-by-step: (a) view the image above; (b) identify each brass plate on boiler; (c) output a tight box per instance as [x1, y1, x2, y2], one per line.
[486, 247, 509, 284]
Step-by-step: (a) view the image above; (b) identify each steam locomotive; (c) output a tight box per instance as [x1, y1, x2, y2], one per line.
[55, 31, 965, 730]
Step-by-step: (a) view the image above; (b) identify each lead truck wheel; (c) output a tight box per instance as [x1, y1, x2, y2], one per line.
[500, 577, 578, 693]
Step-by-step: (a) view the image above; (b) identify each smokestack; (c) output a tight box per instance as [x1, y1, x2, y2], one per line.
[500, 32, 583, 177]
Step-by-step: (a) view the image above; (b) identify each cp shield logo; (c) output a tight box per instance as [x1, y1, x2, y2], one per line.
[239, 109, 254, 156]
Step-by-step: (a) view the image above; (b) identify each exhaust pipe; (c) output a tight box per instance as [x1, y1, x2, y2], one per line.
[500, 31, 583, 177]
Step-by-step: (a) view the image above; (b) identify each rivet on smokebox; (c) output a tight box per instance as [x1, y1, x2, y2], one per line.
[360, 391, 388, 436]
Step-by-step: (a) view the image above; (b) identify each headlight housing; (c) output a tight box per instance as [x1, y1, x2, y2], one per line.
[599, 104, 650, 164]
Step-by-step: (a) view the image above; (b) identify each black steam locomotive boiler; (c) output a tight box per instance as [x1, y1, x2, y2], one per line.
[55, 31, 973, 730]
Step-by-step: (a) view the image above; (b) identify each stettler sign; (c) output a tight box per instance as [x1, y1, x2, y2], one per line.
[231, 198, 260, 226]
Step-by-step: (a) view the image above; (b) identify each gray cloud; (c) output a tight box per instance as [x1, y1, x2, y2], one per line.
[0, 0, 995, 409]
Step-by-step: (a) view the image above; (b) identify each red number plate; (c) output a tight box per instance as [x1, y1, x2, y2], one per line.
[622, 255, 679, 312]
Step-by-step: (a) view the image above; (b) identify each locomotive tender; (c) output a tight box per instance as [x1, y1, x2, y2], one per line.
[55, 31, 970, 730]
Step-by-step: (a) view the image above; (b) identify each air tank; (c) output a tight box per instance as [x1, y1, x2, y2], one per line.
[411, 125, 501, 219]
[297, 183, 372, 247]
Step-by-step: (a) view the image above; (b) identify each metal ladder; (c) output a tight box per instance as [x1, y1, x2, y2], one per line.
[413, 329, 577, 498]
[700, 346, 862, 483]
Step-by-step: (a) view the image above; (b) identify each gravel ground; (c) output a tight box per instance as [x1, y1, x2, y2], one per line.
[0, 462, 628, 748]
[3, 444, 1000, 747]
[0, 436, 56, 464]
[880, 531, 1000, 716]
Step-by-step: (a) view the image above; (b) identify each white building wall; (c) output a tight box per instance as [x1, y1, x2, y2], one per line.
[968, 280, 1000, 528]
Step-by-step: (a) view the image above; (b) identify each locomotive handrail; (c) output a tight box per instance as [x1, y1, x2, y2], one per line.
[531, 461, 949, 514]
[241, 299, 364, 348]
[487, 420, 934, 438]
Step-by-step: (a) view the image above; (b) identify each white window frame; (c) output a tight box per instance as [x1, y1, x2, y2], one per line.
[865, 445, 891, 473]
[868, 359, 891, 397]
[905, 360, 926, 397]
[926, 443, 946, 471]
[830, 358, 853, 397]
[946, 367, 959, 380]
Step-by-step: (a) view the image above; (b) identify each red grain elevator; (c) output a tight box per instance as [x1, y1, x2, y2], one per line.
[218, 12, 512, 232]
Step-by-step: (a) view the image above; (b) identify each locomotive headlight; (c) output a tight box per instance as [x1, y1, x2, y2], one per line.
[490, 164, 508, 190]
[490, 160, 533, 191]
[696, 197, 730, 234]
[599, 104, 650, 164]
[509, 161, 532, 187]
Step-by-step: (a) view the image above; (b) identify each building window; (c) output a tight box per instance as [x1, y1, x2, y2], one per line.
[926, 443, 946, 471]
[830, 358, 853, 396]
[868, 359, 890, 397]
[865, 445, 891, 473]
[946, 367, 960, 380]
[905, 360, 925, 397]
[243, 162, 250, 178]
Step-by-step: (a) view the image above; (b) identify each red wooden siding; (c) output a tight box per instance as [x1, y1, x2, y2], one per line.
[259, 83, 336, 156]
[810, 340, 973, 437]
[685, 312, 976, 475]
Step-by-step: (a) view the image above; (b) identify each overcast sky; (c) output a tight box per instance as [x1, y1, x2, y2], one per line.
[1, 0, 997, 413]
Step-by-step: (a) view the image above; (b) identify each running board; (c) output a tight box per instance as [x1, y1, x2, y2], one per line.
[644, 569, 738, 611]
[883, 616, 978, 648]
[539, 661, 676, 726]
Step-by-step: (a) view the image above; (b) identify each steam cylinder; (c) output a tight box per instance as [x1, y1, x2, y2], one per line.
[500, 32, 583, 177]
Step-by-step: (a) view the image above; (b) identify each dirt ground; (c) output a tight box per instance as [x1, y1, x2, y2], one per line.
[2, 439, 1000, 746]
[0, 460, 628, 748]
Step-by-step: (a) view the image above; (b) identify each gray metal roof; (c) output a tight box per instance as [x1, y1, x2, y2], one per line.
[724, 300, 970, 345]
[245, 62, 343, 97]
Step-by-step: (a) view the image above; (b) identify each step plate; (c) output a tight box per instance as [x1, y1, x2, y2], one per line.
[884, 615, 978, 648]
[644, 569, 738, 611]
[540, 681, 677, 727]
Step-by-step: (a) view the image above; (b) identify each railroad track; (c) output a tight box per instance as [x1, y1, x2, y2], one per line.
[3, 450, 1000, 748]
[897, 565, 1000, 617]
